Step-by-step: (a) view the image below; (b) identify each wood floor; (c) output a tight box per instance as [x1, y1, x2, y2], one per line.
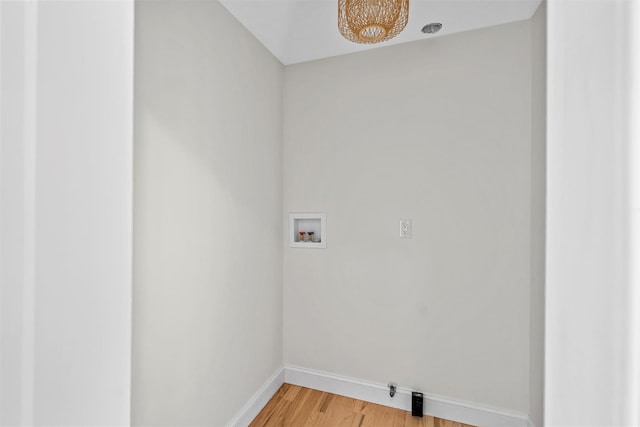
[250, 384, 475, 427]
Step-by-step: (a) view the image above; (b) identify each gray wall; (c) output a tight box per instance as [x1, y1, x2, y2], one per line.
[529, 2, 546, 426]
[283, 20, 534, 413]
[132, 1, 283, 425]
[132, 2, 547, 421]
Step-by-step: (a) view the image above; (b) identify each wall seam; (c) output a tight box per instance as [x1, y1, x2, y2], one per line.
[21, 1, 37, 424]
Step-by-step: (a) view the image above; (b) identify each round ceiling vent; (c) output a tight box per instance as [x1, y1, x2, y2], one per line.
[421, 23, 443, 34]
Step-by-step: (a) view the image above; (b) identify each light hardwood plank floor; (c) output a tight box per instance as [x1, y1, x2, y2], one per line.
[249, 384, 475, 427]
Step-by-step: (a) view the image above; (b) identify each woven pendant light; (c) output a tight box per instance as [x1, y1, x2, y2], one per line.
[338, 0, 410, 44]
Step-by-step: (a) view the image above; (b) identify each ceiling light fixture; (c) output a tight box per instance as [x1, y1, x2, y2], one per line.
[338, 0, 410, 44]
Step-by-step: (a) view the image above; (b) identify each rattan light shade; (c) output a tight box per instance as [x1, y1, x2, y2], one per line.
[338, 0, 410, 44]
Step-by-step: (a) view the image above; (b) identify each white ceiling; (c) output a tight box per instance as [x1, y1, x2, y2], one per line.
[219, 0, 543, 65]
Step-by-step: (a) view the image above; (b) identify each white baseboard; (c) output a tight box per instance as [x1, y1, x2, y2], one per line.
[227, 367, 284, 427]
[284, 365, 531, 427]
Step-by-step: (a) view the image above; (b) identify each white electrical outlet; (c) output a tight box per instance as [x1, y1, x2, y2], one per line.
[400, 219, 412, 239]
